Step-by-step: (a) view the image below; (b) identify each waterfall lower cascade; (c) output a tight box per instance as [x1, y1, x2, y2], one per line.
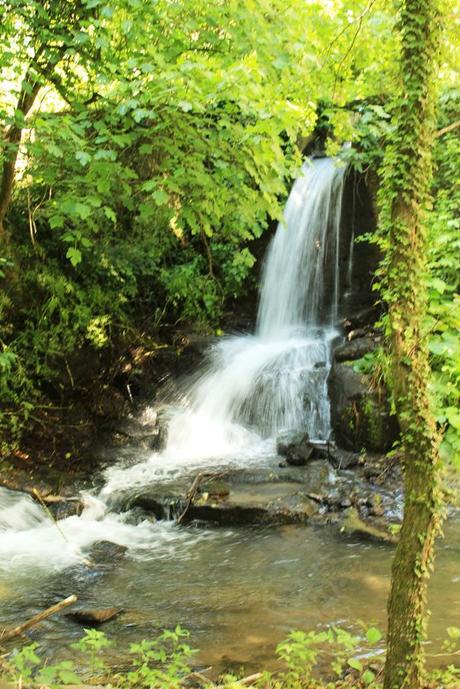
[0, 158, 346, 572]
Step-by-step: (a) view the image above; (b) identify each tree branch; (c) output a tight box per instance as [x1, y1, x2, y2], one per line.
[436, 119, 460, 137]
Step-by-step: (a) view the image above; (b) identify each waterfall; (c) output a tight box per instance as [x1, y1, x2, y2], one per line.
[0, 157, 347, 573]
[147, 158, 346, 463]
[257, 158, 345, 336]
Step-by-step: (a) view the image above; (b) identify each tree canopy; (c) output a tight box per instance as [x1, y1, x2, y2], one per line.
[0, 0, 459, 462]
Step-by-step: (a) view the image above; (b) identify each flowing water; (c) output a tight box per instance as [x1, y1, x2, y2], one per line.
[1, 158, 458, 670]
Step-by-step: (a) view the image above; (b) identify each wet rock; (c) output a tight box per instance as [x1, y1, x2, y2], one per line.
[339, 507, 398, 544]
[199, 479, 230, 499]
[89, 541, 128, 563]
[128, 494, 180, 520]
[276, 430, 315, 466]
[67, 606, 122, 626]
[111, 412, 167, 451]
[46, 496, 85, 520]
[328, 446, 361, 470]
[189, 482, 319, 526]
[328, 362, 399, 453]
[334, 336, 379, 362]
[342, 305, 381, 332]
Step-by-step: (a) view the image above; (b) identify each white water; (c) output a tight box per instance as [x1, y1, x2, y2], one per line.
[0, 158, 346, 574]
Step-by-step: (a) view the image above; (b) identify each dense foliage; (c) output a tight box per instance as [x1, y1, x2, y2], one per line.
[0, 0, 458, 462]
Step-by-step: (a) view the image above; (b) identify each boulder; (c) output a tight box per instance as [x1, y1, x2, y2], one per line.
[66, 607, 122, 626]
[89, 541, 128, 563]
[328, 446, 361, 470]
[334, 336, 379, 362]
[189, 482, 319, 526]
[328, 362, 399, 453]
[276, 430, 315, 466]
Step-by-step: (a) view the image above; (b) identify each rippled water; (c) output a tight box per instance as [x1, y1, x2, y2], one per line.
[0, 510, 459, 672]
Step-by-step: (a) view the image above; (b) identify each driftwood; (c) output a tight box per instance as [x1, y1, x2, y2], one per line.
[0, 595, 77, 642]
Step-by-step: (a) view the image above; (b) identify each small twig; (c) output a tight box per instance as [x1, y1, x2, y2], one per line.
[0, 595, 77, 642]
[436, 119, 460, 137]
[426, 649, 460, 658]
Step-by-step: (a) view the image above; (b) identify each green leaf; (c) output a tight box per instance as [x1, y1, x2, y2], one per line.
[153, 189, 169, 206]
[347, 657, 363, 671]
[66, 247, 82, 266]
[363, 669, 376, 684]
[103, 207, 117, 223]
[59, 669, 81, 684]
[447, 626, 460, 640]
[366, 627, 383, 644]
[141, 179, 157, 192]
[75, 150, 91, 166]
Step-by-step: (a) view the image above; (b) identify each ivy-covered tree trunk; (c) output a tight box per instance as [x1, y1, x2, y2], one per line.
[380, 1, 444, 688]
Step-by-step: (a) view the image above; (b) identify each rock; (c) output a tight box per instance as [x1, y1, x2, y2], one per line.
[189, 482, 319, 526]
[276, 430, 315, 466]
[45, 496, 84, 520]
[339, 507, 398, 544]
[111, 412, 168, 451]
[342, 305, 381, 333]
[89, 541, 128, 563]
[334, 336, 378, 362]
[199, 479, 230, 499]
[328, 446, 361, 470]
[66, 607, 122, 626]
[328, 362, 399, 453]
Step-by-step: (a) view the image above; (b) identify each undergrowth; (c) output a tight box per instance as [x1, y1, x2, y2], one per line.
[1, 625, 459, 689]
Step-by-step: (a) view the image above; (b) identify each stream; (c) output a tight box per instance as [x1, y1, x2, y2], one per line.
[1, 158, 458, 673]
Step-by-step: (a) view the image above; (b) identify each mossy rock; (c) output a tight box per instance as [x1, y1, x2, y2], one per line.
[328, 362, 399, 453]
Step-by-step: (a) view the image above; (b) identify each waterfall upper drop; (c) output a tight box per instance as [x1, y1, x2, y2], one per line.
[153, 158, 347, 464]
[257, 158, 345, 337]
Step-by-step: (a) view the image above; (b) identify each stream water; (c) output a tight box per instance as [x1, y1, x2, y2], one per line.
[0, 158, 458, 671]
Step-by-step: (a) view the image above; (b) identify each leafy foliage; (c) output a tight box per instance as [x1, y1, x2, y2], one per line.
[3, 625, 459, 689]
[0, 0, 458, 459]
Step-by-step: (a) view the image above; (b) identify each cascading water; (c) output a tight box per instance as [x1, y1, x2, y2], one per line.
[147, 157, 346, 461]
[0, 157, 346, 572]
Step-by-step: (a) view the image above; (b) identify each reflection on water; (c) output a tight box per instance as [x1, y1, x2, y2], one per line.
[1, 516, 459, 672]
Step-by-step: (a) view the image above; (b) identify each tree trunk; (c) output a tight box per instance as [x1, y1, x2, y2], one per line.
[0, 72, 42, 241]
[380, 1, 444, 688]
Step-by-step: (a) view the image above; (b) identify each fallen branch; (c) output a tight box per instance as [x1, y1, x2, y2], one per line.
[0, 595, 77, 642]
[176, 472, 227, 526]
[176, 473, 206, 525]
[0, 479, 80, 507]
